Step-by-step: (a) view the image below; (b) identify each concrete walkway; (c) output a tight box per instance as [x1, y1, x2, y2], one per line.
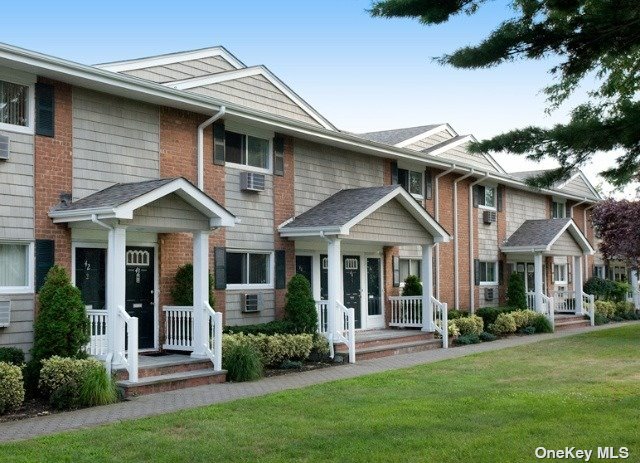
[0, 322, 632, 443]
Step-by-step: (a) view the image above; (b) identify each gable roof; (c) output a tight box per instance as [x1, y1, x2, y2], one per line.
[164, 65, 336, 130]
[50, 177, 236, 228]
[357, 125, 446, 146]
[279, 184, 450, 242]
[501, 218, 594, 254]
[509, 169, 600, 200]
[421, 135, 506, 174]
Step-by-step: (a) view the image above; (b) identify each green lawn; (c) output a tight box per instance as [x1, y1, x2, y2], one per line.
[2, 325, 640, 463]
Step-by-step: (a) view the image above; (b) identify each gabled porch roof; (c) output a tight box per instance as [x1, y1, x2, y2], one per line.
[49, 177, 236, 229]
[279, 185, 450, 243]
[501, 218, 594, 255]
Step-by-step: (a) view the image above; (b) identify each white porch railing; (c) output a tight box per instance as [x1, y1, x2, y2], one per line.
[86, 310, 108, 357]
[551, 290, 577, 313]
[526, 291, 535, 310]
[336, 301, 355, 364]
[389, 295, 422, 328]
[539, 294, 555, 331]
[582, 293, 595, 326]
[431, 296, 449, 349]
[204, 301, 222, 371]
[163, 306, 194, 351]
[315, 300, 328, 334]
[118, 305, 139, 383]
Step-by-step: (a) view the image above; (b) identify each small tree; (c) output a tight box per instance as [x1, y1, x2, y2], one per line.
[506, 273, 527, 310]
[284, 274, 317, 334]
[402, 275, 422, 296]
[31, 266, 89, 362]
[170, 264, 215, 306]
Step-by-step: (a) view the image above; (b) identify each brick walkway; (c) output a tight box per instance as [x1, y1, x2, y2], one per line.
[0, 322, 632, 443]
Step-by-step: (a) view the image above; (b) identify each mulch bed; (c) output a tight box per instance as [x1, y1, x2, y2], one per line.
[264, 361, 336, 378]
[0, 399, 58, 423]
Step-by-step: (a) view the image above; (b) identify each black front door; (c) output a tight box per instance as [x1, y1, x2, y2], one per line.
[343, 255, 361, 329]
[320, 254, 328, 300]
[295, 256, 313, 289]
[75, 248, 106, 311]
[367, 258, 382, 317]
[125, 247, 155, 349]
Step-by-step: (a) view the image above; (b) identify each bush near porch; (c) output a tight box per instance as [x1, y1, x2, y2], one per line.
[0, 362, 25, 415]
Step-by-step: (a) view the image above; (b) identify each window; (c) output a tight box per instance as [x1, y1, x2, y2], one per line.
[552, 201, 567, 219]
[478, 261, 498, 285]
[225, 130, 270, 170]
[613, 266, 627, 282]
[398, 168, 424, 198]
[0, 80, 29, 128]
[594, 265, 605, 279]
[553, 264, 567, 284]
[399, 258, 421, 283]
[0, 243, 32, 292]
[226, 251, 272, 288]
[475, 185, 496, 209]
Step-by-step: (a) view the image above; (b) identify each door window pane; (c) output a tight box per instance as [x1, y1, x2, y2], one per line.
[0, 244, 28, 286]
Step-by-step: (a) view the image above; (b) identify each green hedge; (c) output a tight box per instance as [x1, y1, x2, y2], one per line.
[0, 347, 25, 366]
[224, 320, 295, 336]
[450, 315, 484, 336]
[222, 333, 314, 367]
[476, 307, 514, 328]
[0, 362, 24, 414]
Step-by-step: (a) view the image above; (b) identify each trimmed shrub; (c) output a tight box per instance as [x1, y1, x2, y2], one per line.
[615, 301, 635, 318]
[284, 275, 317, 334]
[454, 334, 481, 346]
[595, 300, 616, 319]
[170, 263, 214, 307]
[224, 320, 294, 336]
[39, 356, 104, 407]
[447, 309, 467, 320]
[531, 314, 553, 333]
[521, 326, 536, 335]
[506, 273, 527, 310]
[0, 362, 24, 414]
[402, 275, 422, 296]
[477, 307, 513, 328]
[489, 313, 517, 336]
[308, 335, 331, 362]
[448, 320, 461, 337]
[223, 333, 314, 367]
[31, 266, 89, 363]
[611, 282, 632, 302]
[583, 277, 616, 300]
[451, 315, 484, 336]
[511, 309, 539, 330]
[479, 331, 497, 342]
[594, 313, 610, 325]
[223, 342, 263, 382]
[0, 347, 25, 366]
[78, 364, 118, 407]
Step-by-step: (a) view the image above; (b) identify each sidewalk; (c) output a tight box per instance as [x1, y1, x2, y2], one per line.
[0, 322, 630, 443]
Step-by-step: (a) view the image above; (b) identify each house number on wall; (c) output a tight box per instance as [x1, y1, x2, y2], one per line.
[135, 267, 141, 284]
[84, 260, 91, 280]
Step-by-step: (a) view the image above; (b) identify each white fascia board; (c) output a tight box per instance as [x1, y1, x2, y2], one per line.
[501, 246, 548, 253]
[95, 47, 245, 72]
[166, 65, 336, 131]
[557, 171, 601, 200]
[428, 135, 474, 156]
[547, 220, 595, 255]
[279, 226, 344, 238]
[394, 124, 450, 148]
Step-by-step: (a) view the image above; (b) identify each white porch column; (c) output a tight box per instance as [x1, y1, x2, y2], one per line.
[191, 230, 210, 358]
[534, 252, 544, 312]
[573, 255, 583, 314]
[631, 270, 640, 310]
[421, 243, 434, 332]
[326, 237, 342, 340]
[107, 225, 127, 366]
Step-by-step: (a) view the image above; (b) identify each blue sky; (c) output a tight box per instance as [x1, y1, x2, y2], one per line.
[2, 0, 624, 194]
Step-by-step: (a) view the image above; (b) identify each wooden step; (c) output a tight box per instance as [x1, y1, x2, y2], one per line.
[335, 331, 435, 353]
[117, 369, 226, 397]
[338, 338, 443, 361]
[115, 357, 213, 381]
[555, 318, 591, 331]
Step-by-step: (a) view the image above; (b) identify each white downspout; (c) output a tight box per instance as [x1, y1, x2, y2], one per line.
[453, 171, 474, 310]
[91, 214, 113, 230]
[583, 204, 595, 282]
[569, 198, 588, 218]
[469, 172, 490, 313]
[197, 106, 226, 191]
[433, 166, 456, 299]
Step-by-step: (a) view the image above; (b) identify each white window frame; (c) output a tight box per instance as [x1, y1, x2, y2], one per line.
[398, 258, 422, 287]
[0, 68, 36, 135]
[226, 250, 275, 290]
[0, 241, 34, 294]
[223, 123, 273, 174]
[553, 263, 568, 284]
[397, 162, 424, 199]
[552, 198, 567, 219]
[594, 265, 605, 279]
[478, 185, 497, 211]
[479, 260, 498, 285]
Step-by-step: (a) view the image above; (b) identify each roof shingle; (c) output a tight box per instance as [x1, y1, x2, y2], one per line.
[356, 125, 442, 145]
[502, 218, 571, 248]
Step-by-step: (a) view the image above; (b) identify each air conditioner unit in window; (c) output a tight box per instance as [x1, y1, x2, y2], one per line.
[241, 294, 262, 313]
[0, 135, 10, 161]
[0, 301, 10, 328]
[240, 171, 266, 192]
[483, 210, 497, 224]
[484, 288, 495, 302]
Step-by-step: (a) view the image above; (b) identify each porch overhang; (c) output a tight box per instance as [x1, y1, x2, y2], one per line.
[501, 218, 594, 256]
[49, 177, 237, 230]
[278, 185, 450, 244]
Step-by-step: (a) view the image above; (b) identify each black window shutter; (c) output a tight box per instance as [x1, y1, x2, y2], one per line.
[397, 168, 409, 191]
[35, 83, 55, 138]
[392, 255, 400, 287]
[498, 260, 504, 286]
[497, 185, 504, 212]
[213, 121, 225, 166]
[474, 259, 481, 286]
[472, 185, 482, 208]
[273, 135, 285, 176]
[424, 168, 433, 200]
[604, 265, 610, 280]
[214, 247, 226, 290]
[390, 161, 398, 185]
[275, 250, 286, 289]
[35, 239, 55, 292]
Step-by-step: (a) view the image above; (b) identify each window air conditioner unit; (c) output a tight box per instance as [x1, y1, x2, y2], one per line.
[0, 135, 9, 161]
[483, 210, 497, 224]
[241, 294, 262, 313]
[240, 172, 265, 192]
[484, 288, 495, 302]
[0, 301, 10, 328]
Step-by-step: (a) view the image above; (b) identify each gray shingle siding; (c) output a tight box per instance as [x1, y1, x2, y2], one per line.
[122, 56, 237, 83]
[0, 131, 34, 240]
[357, 125, 441, 145]
[0, 295, 35, 355]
